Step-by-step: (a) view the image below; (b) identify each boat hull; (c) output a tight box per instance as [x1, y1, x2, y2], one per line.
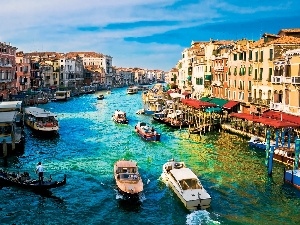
[135, 123, 160, 141]
[0, 172, 66, 191]
[114, 160, 143, 199]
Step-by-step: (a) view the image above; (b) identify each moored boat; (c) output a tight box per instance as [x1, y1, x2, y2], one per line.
[112, 110, 128, 124]
[114, 159, 143, 198]
[24, 107, 59, 134]
[161, 159, 211, 210]
[0, 169, 66, 191]
[135, 122, 160, 141]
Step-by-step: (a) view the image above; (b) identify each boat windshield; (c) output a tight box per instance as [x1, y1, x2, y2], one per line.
[119, 173, 139, 180]
[179, 179, 201, 190]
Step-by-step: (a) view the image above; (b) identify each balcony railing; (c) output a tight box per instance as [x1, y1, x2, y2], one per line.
[292, 76, 300, 84]
[284, 77, 292, 84]
[214, 66, 224, 71]
[271, 75, 283, 84]
[270, 102, 284, 111]
[0, 64, 13, 67]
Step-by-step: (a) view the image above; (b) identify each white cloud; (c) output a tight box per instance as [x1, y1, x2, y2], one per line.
[0, 0, 296, 71]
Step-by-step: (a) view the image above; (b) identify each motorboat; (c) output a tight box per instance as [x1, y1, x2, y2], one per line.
[97, 94, 104, 100]
[135, 122, 160, 141]
[112, 110, 128, 124]
[127, 86, 138, 94]
[114, 159, 143, 198]
[24, 107, 59, 134]
[0, 169, 66, 191]
[161, 159, 211, 210]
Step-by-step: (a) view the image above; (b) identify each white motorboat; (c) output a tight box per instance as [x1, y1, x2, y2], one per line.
[162, 159, 211, 210]
[112, 110, 128, 124]
[127, 86, 138, 94]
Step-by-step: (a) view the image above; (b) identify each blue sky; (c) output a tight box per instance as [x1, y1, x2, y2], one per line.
[0, 0, 300, 71]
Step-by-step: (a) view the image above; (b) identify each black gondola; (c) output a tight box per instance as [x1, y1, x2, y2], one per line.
[0, 170, 66, 191]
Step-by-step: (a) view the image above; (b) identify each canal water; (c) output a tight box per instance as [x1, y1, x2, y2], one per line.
[1, 87, 300, 225]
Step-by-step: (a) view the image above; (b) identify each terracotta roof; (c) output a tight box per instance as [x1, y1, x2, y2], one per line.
[268, 35, 300, 45]
[278, 28, 300, 34]
[181, 99, 216, 109]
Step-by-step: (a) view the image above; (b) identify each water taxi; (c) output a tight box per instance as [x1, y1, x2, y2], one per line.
[24, 107, 59, 134]
[112, 110, 128, 124]
[114, 159, 143, 198]
[55, 90, 71, 101]
[135, 122, 160, 141]
[127, 86, 138, 94]
[161, 159, 211, 210]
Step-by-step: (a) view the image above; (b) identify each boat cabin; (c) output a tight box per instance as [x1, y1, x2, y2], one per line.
[170, 168, 202, 190]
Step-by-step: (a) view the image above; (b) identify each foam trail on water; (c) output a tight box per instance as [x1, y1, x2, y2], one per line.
[186, 210, 220, 225]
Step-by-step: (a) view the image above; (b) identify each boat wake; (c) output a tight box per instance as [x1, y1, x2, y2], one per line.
[114, 189, 145, 202]
[186, 210, 220, 225]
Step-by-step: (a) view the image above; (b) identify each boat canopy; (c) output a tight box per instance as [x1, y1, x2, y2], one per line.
[0, 101, 22, 112]
[0, 111, 17, 124]
[170, 168, 198, 181]
[25, 107, 56, 118]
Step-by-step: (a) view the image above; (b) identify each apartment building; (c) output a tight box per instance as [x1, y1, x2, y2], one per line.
[0, 42, 17, 99]
[271, 48, 300, 115]
[15, 51, 31, 91]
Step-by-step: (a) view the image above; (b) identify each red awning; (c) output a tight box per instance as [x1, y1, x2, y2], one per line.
[182, 91, 191, 96]
[181, 99, 216, 109]
[223, 100, 240, 109]
[230, 112, 300, 128]
[262, 110, 300, 126]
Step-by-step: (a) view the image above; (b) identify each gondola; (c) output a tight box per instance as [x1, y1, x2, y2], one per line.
[0, 170, 67, 191]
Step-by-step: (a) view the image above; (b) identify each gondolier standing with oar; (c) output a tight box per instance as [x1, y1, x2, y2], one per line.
[36, 162, 44, 185]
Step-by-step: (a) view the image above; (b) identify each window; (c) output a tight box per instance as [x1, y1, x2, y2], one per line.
[260, 51, 263, 62]
[249, 51, 253, 60]
[269, 49, 273, 61]
[239, 53, 243, 60]
[248, 66, 252, 75]
[268, 68, 272, 81]
[254, 69, 258, 80]
[248, 81, 252, 91]
[259, 68, 263, 80]
[255, 52, 258, 62]
[234, 54, 237, 61]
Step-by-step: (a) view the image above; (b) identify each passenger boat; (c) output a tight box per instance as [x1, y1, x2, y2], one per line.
[134, 122, 160, 141]
[112, 110, 128, 124]
[161, 159, 211, 210]
[114, 159, 143, 198]
[24, 107, 59, 134]
[97, 94, 104, 100]
[284, 168, 300, 190]
[55, 90, 71, 101]
[127, 86, 138, 94]
[0, 169, 66, 191]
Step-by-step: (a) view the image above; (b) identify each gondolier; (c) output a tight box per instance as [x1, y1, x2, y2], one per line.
[36, 162, 44, 184]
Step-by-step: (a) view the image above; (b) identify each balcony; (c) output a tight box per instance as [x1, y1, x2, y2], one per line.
[214, 66, 224, 71]
[283, 77, 292, 84]
[0, 64, 13, 68]
[292, 76, 300, 85]
[271, 75, 283, 84]
[270, 102, 284, 111]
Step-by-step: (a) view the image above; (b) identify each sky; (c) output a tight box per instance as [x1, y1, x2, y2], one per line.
[0, 0, 300, 71]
